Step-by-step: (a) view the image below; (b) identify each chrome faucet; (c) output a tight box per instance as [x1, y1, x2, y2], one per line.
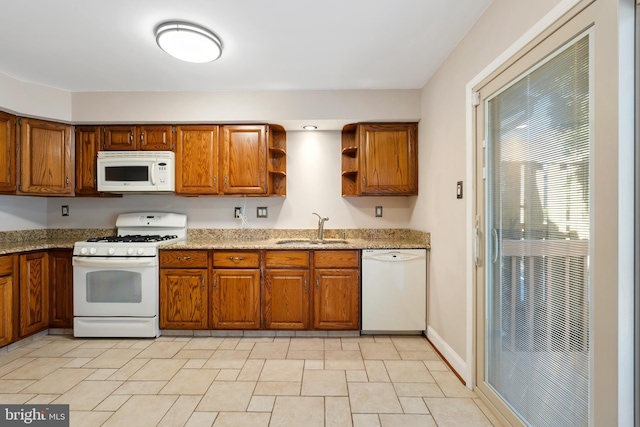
[312, 212, 329, 241]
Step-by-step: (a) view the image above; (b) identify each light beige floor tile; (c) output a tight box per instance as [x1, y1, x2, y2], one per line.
[21, 368, 95, 394]
[240, 337, 274, 343]
[102, 394, 178, 427]
[158, 395, 202, 427]
[93, 394, 131, 411]
[61, 348, 107, 358]
[183, 359, 208, 369]
[129, 358, 187, 381]
[385, 360, 434, 383]
[247, 395, 275, 412]
[76, 339, 120, 349]
[54, 380, 122, 410]
[253, 381, 301, 396]
[326, 396, 352, 427]
[85, 368, 118, 380]
[135, 341, 187, 359]
[325, 350, 364, 370]
[353, 413, 381, 427]
[324, 338, 342, 351]
[346, 370, 368, 382]
[394, 382, 444, 398]
[214, 369, 239, 381]
[234, 342, 256, 351]
[0, 379, 35, 392]
[25, 341, 84, 357]
[83, 349, 142, 369]
[160, 368, 219, 394]
[173, 349, 215, 359]
[364, 360, 390, 382]
[259, 359, 304, 382]
[64, 357, 93, 368]
[185, 411, 218, 427]
[430, 372, 476, 398]
[248, 342, 289, 359]
[197, 381, 256, 411]
[69, 410, 113, 427]
[112, 340, 136, 349]
[0, 357, 34, 377]
[305, 360, 324, 370]
[390, 337, 432, 352]
[0, 348, 37, 368]
[424, 398, 493, 427]
[342, 337, 375, 343]
[399, 396, 430, 414]
[359, 343, 401, 360]
[270, 396, 324, 427]
[473, 398, 505, 427]
[289, 338, 324, 351]
[287, 350, 324, 360]
[0, 393, 36, 403]
[424, 360, 449, 372]
[379, 414, 437, 427]
[374, 336, 393, 342]
[326, 350, 362, 361]
[3, 357, 70, 380]
[107, 358, 149, 380]
[130, 340, 154, 349]
[302, 369, 347, 396]
[26, 393, 59, 404]
[399, 351, 441, 361]
[217, 338, 241, 350]
[183, 337, 224, 350]
[212, 411, 270, 427]
[237, 359, 264, 381]
[202, 350, 250, 369]
[114, 380, 168, 395]
[341, 342, 360, 351]
[349, 382, 403, 414]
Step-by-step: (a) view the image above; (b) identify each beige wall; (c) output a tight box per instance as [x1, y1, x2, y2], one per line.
[413, 0, 563, 365]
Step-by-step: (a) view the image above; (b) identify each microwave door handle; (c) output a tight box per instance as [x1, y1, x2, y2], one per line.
[150, 162, 156, 185]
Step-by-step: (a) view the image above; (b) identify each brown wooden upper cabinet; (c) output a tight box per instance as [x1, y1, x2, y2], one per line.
[221, 125, 268, 195]
[341, 122, 418, 196]
[103, 125, 173, 151]
[75, 126, 102, 195]
[175, 125, 220, 195]
[19, 118, 73, 196]
[0, 111, 16, 194]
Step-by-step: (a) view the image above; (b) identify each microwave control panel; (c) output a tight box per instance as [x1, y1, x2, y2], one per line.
[157, 162, 169, 185]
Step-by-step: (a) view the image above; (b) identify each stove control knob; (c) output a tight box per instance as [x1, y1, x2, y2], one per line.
[80, 247, 88, 255]
[108, 248, 115, 255]
[127, 247, 135, 255]
[137, 248, 145, 255]
[89, 247, 97, 255]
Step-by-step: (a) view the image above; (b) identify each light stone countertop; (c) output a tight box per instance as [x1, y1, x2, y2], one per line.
[0, 228, 430, 255]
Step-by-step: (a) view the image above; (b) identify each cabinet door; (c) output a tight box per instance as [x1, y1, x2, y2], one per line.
[359, 123, 417, 195]
[75, 126, 101, 195]
[19, 119, 73, 195]
[49, 250, 73, 329]
[221, 125, 267, 194]
[313, 269, 359, 330]
[160, 269, 208, 329]
[103, 125, 136, 150]
[0, 111, 16, 194]
[0, 255, 15, 347]
[139, 125, 173, 151]
[211, 269, 260, 329]
[264, 269, 309, 330]
[175, 125, 219, 194]
[19, 252, 49, 337]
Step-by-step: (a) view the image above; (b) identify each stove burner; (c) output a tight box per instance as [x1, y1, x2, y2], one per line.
[86, 234, 179, 243]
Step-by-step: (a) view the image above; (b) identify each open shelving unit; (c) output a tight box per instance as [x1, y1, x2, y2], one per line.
[268, 124, 287, 196]
[341, 123, 359, 196]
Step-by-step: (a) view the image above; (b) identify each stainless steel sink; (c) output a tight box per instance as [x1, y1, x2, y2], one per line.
[275, 239, 349, 245]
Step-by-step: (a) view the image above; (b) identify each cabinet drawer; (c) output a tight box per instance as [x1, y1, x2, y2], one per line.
[160, 251, 208, 268]
[0, 255, 12, 276]
[313, 250, 359, 268]
[265, 251, 309, 268]
[213, 251, 260, 268]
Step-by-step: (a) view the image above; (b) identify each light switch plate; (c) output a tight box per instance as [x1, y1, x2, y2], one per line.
[456, 181, 463, 199]
[257, 207, 268, 218]
[375, 206, 383, 217]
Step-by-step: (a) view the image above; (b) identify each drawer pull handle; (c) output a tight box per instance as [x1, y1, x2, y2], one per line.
[229, 256, 244, 262]
[177, 256, 191, 261]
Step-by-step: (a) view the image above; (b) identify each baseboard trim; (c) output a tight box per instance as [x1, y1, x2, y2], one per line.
[425, 326, 470, 388]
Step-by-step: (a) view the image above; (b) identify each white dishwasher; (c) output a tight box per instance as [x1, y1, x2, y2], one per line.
[361, 249, 427, 334]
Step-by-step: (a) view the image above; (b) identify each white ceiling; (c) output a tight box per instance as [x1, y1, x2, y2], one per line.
[0, 0, 492, 93]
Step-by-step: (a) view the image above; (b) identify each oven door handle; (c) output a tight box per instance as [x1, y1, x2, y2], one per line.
[73, 257, 157, 268]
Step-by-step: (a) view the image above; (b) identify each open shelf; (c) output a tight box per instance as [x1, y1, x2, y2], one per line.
[268, 125, 287, 196]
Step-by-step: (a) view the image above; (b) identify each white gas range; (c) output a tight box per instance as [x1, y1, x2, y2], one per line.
[72, 212, 187, 338]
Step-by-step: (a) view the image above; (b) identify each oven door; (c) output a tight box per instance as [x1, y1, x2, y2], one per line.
[73, 256, 158, 317]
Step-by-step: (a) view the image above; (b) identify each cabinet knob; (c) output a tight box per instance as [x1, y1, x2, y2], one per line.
[228, 256, 244, 262]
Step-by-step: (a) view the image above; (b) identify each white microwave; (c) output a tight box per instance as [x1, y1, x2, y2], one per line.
[97, 151, 175, 192]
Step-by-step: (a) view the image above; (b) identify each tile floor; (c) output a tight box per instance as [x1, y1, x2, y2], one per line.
[0, 334, 503, 427]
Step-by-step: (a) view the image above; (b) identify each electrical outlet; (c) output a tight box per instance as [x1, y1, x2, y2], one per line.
[457, 181, 463, 199]
[375, 206, 383, 217]
[257, 207, 268, 218]
[61, 205, 69, 216]
[234, 207, 242, 219]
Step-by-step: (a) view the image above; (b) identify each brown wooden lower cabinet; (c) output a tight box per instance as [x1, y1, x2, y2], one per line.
[211, 269, 260, 329]
[0, 255, 16, 347]
[49, 250, 73, 328]
[264, 251, 310, 330]
[160, 269, 209, 329]
[19, 252, 49, 337]
[313, 251, 360, 330]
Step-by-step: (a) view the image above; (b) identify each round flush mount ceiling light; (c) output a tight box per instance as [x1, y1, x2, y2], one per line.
[155, 21, 222, 63]
[302, 125, 318, 130]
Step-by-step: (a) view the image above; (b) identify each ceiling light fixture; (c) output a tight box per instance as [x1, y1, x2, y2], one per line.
[155, 21, 222, 63]
[302, 125, 318, 130]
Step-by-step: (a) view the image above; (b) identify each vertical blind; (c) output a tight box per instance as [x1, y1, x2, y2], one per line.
[486, 33, 590, 426]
